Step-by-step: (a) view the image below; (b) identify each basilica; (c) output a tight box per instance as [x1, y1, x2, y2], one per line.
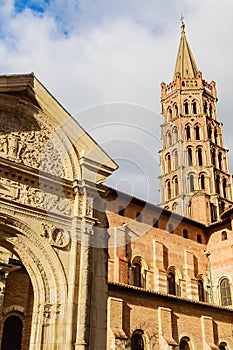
[0, 22, 232, 350]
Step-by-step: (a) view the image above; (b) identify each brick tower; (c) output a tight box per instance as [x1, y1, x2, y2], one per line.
[159, 21, 232, 224]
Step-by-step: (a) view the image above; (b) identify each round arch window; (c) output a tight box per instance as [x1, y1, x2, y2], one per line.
[219, 342, 227, 350]
[180, 339, 190, 350]
[131, 331, 144, 350]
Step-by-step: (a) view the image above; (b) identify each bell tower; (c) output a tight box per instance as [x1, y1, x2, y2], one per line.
[159, 22, 232, 224]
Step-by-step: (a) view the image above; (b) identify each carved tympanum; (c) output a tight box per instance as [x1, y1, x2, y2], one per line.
[0, 111, 65, 177]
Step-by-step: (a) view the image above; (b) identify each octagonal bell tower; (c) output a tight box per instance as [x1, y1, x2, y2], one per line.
[159, 22, 232, 224]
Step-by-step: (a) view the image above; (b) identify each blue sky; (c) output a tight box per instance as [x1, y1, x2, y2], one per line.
[14, 0, 50, 13]
[1, 0, 233, 203]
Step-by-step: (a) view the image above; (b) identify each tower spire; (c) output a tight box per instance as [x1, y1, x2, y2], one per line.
[173, 21, 198, 79]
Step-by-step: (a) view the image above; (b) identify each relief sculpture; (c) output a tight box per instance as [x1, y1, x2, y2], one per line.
[41, 223, 70, 249]
[0, 111, 65, 177]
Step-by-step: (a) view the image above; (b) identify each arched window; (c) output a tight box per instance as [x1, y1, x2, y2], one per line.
[197, 234, 202, 244]
[185, 125, 191, 140]
[167, 132, 172, 147]
[168, 271, 176, 295]
[173, 177, 179, 197]
[192, 101, 197, 114]
[219, 342, 227, 350]
[214, 128, 218, 144]
[166, 180, 171, 201]
[198, 279, 205, 302]
[194, 124, 200, 140]
[118, 205, 125, 216]
[173, 150, 178, 169]
[208, 126, 212, 140]
[131, 331, 144, 350]
[209, 104, 213, 117]
[1, 316, 23, 350]
[179, 339, 190, 350]
[136, 212, 142, 222]
[165, 153, 171, 173]
[197, 148, 203, 166]
[183, 229, 188, 239]
[215, 174, 220, 195]
[222, 231, 228, 241]
[172, 202, 178, 212]
[203, 101, 208, 114]
[199, 173, 205, 190]
[173, 127, 178, 143]
[174, 104, 178, 117]
[223, 178, 227, 198]
[220, 278, 232, 306]
[212, 148, 216, 166]
[187, 147, 193, 166]
[167, 107, 172, 121]
[218, 152, 223, 170]
[133, 263, 142, 287]
[188, 173, 195, 192]
[184, 101, 189, 114]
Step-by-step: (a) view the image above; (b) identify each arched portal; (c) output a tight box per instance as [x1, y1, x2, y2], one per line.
[0, 214, 68, 349]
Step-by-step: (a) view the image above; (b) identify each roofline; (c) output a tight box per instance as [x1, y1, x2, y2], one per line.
[108, 282, 233, 313]
[105, 186, 207, 229]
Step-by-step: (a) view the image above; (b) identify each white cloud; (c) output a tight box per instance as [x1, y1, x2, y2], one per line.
[0, 0, 233, 203]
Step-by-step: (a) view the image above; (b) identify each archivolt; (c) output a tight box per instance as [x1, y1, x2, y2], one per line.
[0, 214, 67, 308]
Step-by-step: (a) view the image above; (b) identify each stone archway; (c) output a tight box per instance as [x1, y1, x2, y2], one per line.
[0, 214, 68, 350]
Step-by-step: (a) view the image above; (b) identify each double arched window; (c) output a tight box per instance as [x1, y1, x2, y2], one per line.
[220, 278, 232, 306]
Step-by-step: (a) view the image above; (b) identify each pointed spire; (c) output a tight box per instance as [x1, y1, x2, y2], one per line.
[174, 21, 198, 79]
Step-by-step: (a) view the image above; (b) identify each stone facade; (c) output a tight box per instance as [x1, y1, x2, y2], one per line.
[0, 74, 117, 350]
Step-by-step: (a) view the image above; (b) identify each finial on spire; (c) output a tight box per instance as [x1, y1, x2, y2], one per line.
[181, 14, 185, 32]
